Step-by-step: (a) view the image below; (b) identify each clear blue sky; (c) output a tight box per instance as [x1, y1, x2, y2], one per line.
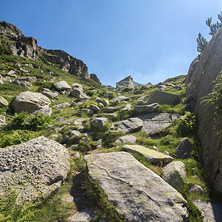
[1, 0, 221, 86]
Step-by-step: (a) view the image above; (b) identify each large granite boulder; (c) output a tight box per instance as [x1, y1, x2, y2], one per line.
[116, 75, 134, 92]
[148, 91, 180, 106]
[122, 144, 173, 166]
[163, 161, 186, 189]
[84, 152, 188, 221]
[0, 136, 70, 202]
[12, 91, 51, 113]
[118, 117, 143, 134]
[186, 29, 222, 193]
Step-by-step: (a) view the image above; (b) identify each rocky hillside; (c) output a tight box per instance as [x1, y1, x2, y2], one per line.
[0, 22, 222, 222]
[0, 21, 100, 83]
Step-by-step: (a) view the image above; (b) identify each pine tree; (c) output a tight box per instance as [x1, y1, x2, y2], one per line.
[196, 33, 208, 53]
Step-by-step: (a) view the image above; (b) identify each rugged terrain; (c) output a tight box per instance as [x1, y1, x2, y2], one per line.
[0, 21, 222, 222]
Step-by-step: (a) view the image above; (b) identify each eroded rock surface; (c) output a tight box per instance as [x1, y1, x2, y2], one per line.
[0, 136, 70, 202]
[85, 152, 188, 222]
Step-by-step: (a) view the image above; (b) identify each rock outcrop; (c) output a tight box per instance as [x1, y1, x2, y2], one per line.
[0, 21, 39, 60]
[116, 75, 134, 91]
[85, 152, 188, 221]
[43, 49, 90, 80]
[186, 29, 222, 193]
[0, 136, 70, 202]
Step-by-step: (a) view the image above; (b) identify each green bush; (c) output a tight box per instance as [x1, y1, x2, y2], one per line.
[11, 112, 28, 129]
[176, 112, 197, 137]
[28, 113, 51, 130]
[10, 112, 51, 131]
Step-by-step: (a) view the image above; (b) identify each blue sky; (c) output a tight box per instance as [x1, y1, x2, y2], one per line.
[1, 0, 221, 86]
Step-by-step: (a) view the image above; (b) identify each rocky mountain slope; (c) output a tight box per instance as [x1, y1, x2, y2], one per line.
[0, 21, 222, 222]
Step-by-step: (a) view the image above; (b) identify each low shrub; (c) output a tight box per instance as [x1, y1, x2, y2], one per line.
[176, 112, 197, 137]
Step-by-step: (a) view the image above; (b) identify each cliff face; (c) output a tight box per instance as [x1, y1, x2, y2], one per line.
[0, 21, 100, 83]
[43, 49, 90, 80]
[186, 29, 222, 193]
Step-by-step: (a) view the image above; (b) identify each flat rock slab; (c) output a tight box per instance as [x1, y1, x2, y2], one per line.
[122, 144, 173, 166]
[137, 113, 180, 135]
[0, 136, 70, 203]
[118, 117, 143, 134]
[70, 208, 95, 222]
[192, 200, 222, 222]
[84, 152, 188, 222]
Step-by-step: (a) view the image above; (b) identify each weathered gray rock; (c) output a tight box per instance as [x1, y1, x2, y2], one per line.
[138, 113, 180, 135]
[72, 83, 83, 91]
[11, 79, 32, 88]
[186, 29, 222, 193]
[112, 96, 129, 103]
[3, 70, 17, 78]
[0, 136, 70, 202]
[148, 91, 180, 105]
[101, 106, 119, 113]
[118, 117, 143, 134]
[53, 102, 70, 109]
[0, 115, 5, 125]
[70, 208, 95, 222]
[90, 117, 108, 129]
[163, 161, 186, 189]
[90, 104, 100, 113]
[192, 200, 222, 222]
[133, 103, 159, 114]
[12, 91, 51, 113]
[0, 96, 8, 107]
[176, 138, 193, 159]
[122, 144, 173, 166]
[116, 75, 134, 91]
[85, 152, 188, 221]
[53, 80, 71, 92]
[115, 135, 137, 144]
[101, 99, 109, 107]
[33, 107, 52, 117]
[189, 185, 204, 195]
[38, 87, 59, 99]
[70, 89, 89, 101]
[122, 103, 132, 111]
